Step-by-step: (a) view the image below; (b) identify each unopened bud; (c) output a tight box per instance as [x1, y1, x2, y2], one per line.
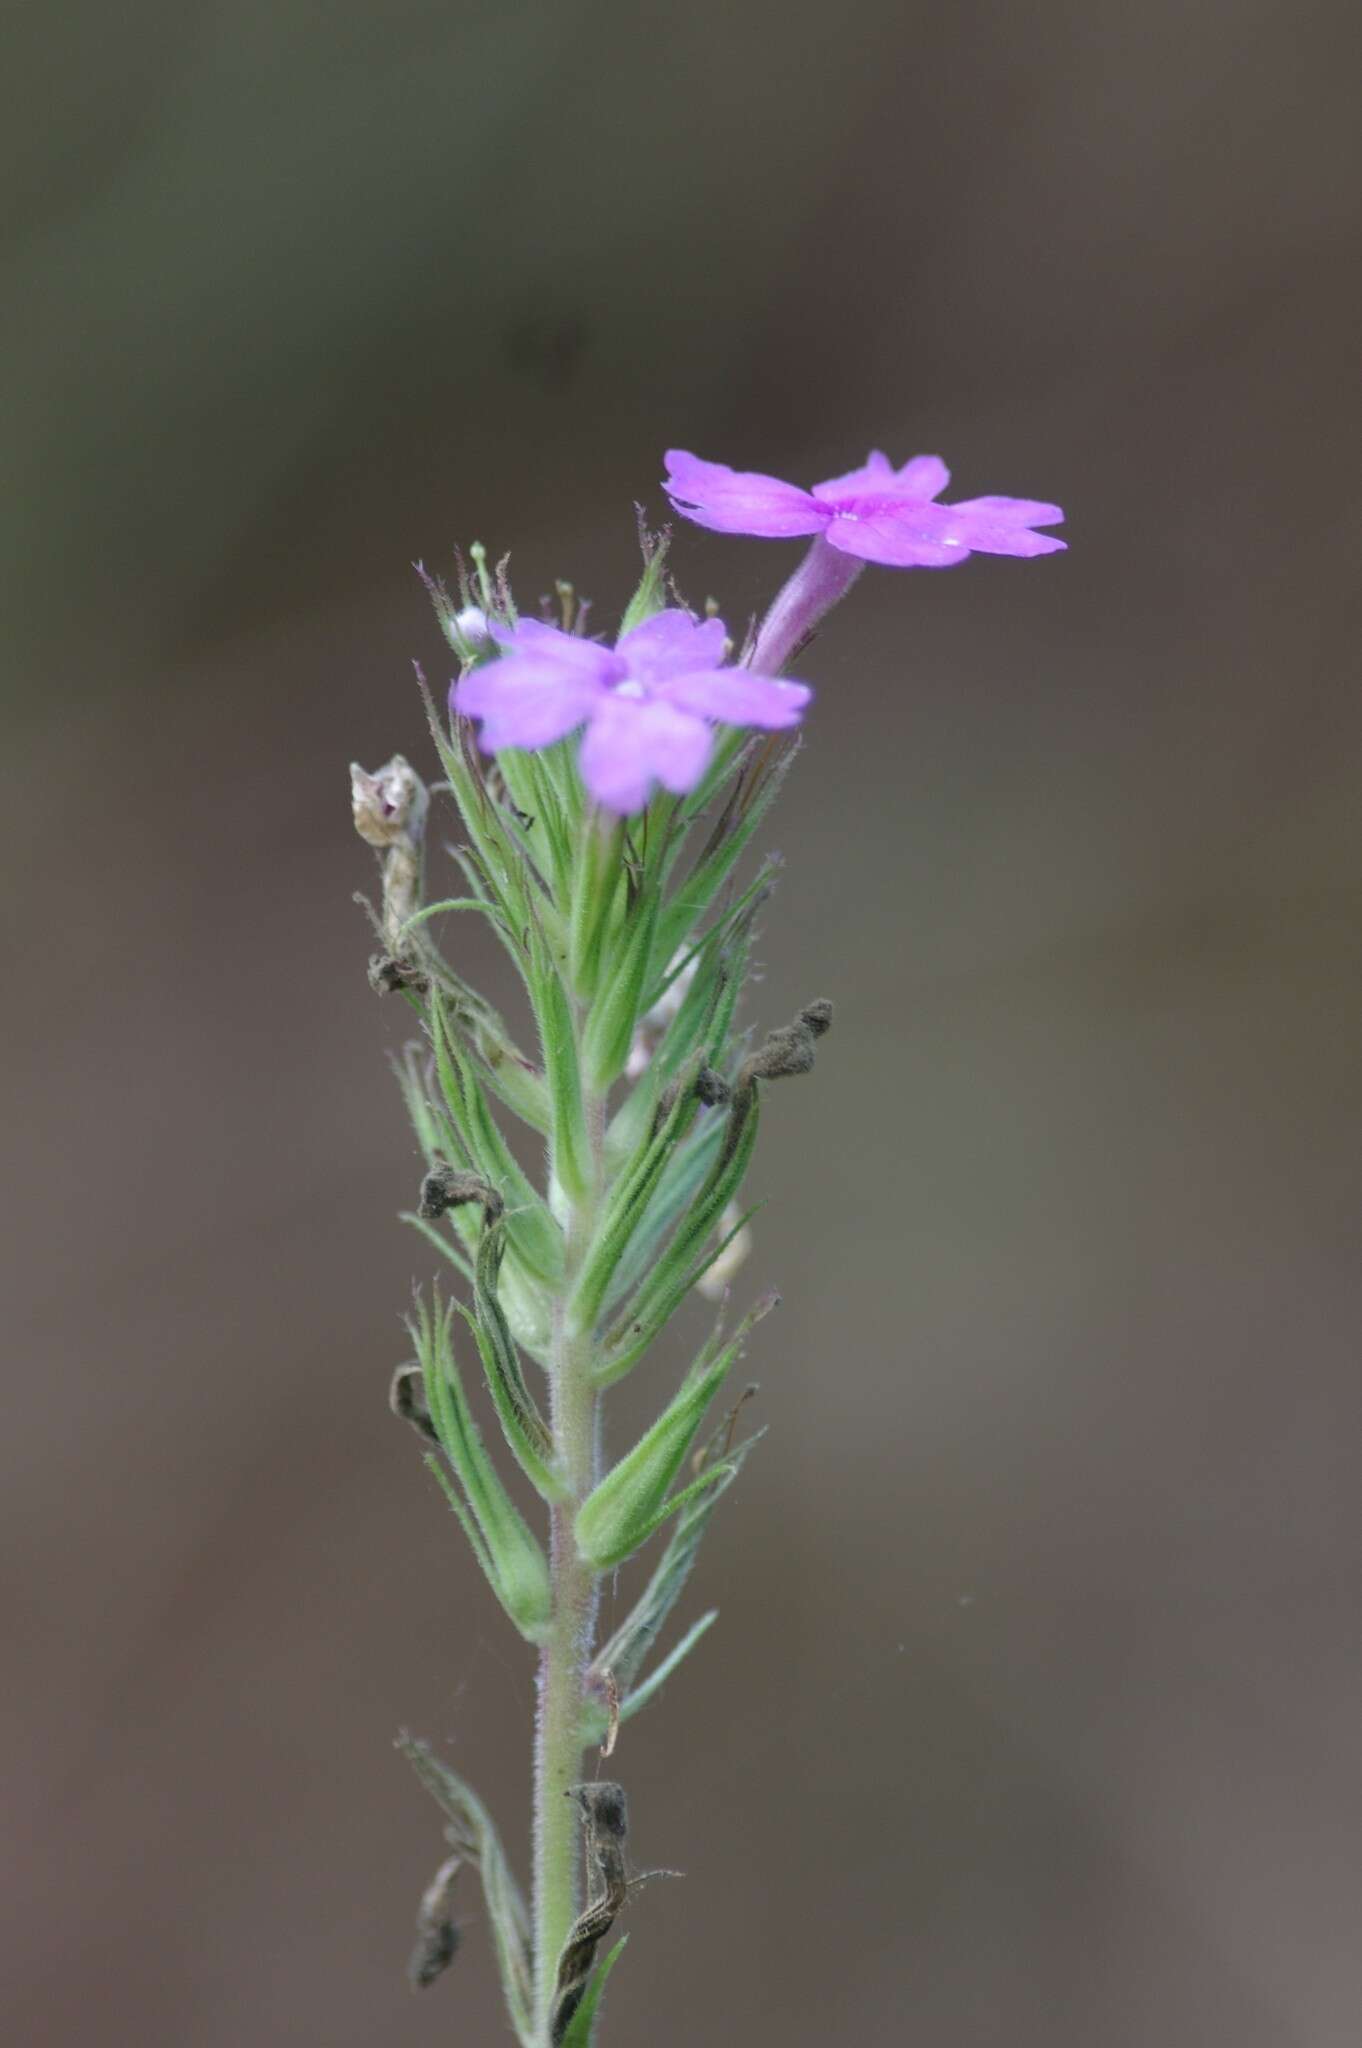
[453, 605, 490, 646]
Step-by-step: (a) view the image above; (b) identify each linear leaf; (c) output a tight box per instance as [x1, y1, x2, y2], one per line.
[457, 1222, 565, 1501]
[558, 1936, 628, 2048]
[397, 1736, 535, 2047]
[589, 1422, 762, 1710]
[575, 1352, 734, 1570]
[429, 992, 563, 1288]
[412, 1290, 551, 1640]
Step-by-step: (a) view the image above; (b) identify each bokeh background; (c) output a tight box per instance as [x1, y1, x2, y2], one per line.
[6, 1, 1362, 2041]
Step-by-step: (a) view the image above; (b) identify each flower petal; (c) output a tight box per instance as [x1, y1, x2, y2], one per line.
[940, 519, 1068, 558]
[810, 449, 896, 499]
[454, 657, 604, 748]
[823, 510, 972, 569]
[945, 495, 1065, 528]
[889, 455, 951, 500]
[814, 453, 950, 505]
[579, 697, 713, 813]
[933, 497, 1066, 556]
[656, 666, 811, 729]
[663, 450, 827, 538]
[616, 608, 728, 681]
[491, 616, 622, 677]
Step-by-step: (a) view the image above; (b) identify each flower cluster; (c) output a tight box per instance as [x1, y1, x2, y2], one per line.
[450, 443, 1065, 812]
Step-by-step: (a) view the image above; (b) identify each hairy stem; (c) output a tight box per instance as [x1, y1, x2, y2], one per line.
[533, 1088, 606, 2039]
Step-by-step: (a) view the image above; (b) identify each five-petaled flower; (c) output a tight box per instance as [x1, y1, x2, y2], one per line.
[454, 610, 811, 815]
[664, 449, 1066, 567]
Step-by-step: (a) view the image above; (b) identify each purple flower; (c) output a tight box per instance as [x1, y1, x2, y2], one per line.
[663, 449, 1066, 567]
[454, 610, 810, 814]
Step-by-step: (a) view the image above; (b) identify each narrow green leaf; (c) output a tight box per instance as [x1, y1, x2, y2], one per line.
[523, 750, 576, 901]
[642, 853, 775, 1024]
[678, 723, 749, 822]
[558, 1935, 628, 2048]
[618, 517, 670, 636]
[602, 884, 754, 1168]
[605, 1458, 737, 1566]
[429, 993, 563, 1288]
[412, 1291, 551, 1640]
[581, 882, 661, 1093]
[589, 1424, 762, 1703]
[575, 1352, 733, 1569]
[390, 1042, 448, 1168]
[400, 894, 511, 935]
[422, 1453, 498, 1593]
[583, 1611, 720, 1745]
[397, 1736, 536, 2047]
[458, 1222, 566, 1501]
[400, 1209, 474, 1285]
[569, 1054, 707, 1336]
[653, 740, 794, 968]
[418, 670, 529, 936]
[567, 814, 625, 1001]
[601, 1198, 760, 1386]
[618, 1611, 718, 1722]
[602, 1094, 760, 1379]
[600, 1118, 725, 1312]
[402, 935, 548, 1138]
[527, 914, 591, 1202]
[470, 1022, 551, 1135]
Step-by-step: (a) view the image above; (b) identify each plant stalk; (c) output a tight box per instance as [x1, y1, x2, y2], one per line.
[533, 1086, 606, 2040]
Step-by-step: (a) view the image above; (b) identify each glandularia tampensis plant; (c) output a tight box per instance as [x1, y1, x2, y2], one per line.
[349, 443, 1066, 2046]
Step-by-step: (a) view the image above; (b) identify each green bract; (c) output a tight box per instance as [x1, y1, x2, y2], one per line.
[410, 1288, 552, 1642]
[574, 1350, 734, 1570]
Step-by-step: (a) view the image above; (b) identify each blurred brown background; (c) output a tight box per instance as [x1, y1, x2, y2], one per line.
[5, 0, 1362, 2041]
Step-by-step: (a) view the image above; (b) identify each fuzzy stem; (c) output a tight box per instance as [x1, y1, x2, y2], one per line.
[533, 1087, 606, 2040]
[747, 532, 865, 675]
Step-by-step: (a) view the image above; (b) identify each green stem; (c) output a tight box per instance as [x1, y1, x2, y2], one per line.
[533, 1084, 606, 2040]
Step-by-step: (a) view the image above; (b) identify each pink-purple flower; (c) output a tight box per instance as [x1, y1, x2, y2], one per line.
[454, 610, 810, 815]
[664, 449, 1066, 567]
